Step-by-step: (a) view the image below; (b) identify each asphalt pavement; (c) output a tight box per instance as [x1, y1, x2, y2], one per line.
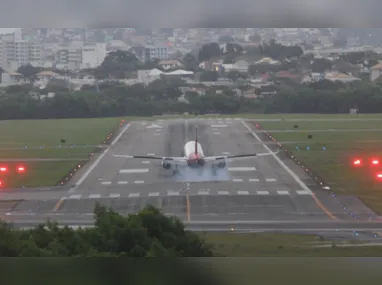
[1, 118, 376, 232]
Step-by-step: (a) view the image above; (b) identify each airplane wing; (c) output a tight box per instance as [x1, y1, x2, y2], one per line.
[112, 155, 188, 165]
[203, 149, 281, 162]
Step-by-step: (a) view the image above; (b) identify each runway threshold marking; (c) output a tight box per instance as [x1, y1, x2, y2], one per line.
[186, 195, 191, 222]
[53, 198, 65, 212]
[241, 120, 337, 220]
[72, 123, 132, 190]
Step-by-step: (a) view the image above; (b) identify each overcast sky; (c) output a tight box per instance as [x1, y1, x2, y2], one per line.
[0, 1, 381, 27]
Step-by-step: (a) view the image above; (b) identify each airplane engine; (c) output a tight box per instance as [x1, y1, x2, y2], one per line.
[162, 162, 171, 169]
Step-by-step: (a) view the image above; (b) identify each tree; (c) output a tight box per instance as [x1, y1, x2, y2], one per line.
[17, 64, 42, 79]
[94, 50, 141, 79]
[311, 58, 332, 73]
[198, 43, 222, 62]
[218, 35, 234, 43]
[182, 53, 199, 71]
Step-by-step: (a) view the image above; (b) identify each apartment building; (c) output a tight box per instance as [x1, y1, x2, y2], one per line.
[130, 45, 169, 62]
[0, 33, 42, 71]
[81, 43, 107, 69]
[56, 46, 82, 71]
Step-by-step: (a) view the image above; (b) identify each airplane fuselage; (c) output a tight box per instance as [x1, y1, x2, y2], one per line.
[184, 141, 205, 167]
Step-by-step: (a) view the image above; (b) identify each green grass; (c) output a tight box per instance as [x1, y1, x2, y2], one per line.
[254, 119, 382, 214]
[0, 117, 126, 187]
[203, 232, 382, 257]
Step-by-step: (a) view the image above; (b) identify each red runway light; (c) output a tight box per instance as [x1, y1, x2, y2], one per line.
[371, 159, 380, 165]
[0, 166, 7, 172]
[376, 173, 382, 180]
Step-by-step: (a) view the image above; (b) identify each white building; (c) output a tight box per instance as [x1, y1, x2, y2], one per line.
[81, 43, 107, 69]
[0, 33, 42, 71]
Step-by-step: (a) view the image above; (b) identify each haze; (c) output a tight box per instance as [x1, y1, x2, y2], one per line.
[0, 0, 380, 27]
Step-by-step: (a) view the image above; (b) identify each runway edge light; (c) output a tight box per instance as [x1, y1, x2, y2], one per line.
[16, 165, 26, 173]
[371, 158, 379, 166]
[376, 172, 382, 180]
[352, 158, 362, 167]
[0, 166, 7, 172]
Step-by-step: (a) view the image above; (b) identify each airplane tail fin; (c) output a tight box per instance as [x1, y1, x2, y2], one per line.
[195, 126, 198, 154]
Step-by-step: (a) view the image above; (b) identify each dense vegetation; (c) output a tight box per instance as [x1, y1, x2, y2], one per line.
[0, 204, 213, 257]
[1, 79, 382, 119]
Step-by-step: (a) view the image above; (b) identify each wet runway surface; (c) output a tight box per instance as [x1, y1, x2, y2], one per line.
[1, 118, 380, 235]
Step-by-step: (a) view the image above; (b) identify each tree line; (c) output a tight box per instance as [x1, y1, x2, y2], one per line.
[0, 204, 213, 257]
[1, 79, 382, 120]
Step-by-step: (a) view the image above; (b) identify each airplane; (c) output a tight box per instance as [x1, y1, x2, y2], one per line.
[113, 126, 280, 174]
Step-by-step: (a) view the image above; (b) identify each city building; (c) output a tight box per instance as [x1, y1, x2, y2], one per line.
[81, 43, 107, 69]
[0, 32, 42, 71]
[130, 45, 169, 62]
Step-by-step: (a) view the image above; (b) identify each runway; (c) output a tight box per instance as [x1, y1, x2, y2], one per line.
[1, 117, 375, 234]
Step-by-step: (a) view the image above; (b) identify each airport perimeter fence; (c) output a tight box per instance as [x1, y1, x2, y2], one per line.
[254, 123, 365, 220]
[57, 119, 128, 186]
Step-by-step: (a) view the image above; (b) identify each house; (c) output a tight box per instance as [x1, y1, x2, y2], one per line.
[325, 71, 361, 83]
[0, 72, 30, 86]
[370, 63, 382, 81]
[36, 71, 59, 81]
[254, 57, 280, 65]
[158, 59, 183, 70]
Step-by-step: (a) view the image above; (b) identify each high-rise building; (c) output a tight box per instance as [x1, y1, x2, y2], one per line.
[0, 32, 42, 71]
[81, 43, 107, 69]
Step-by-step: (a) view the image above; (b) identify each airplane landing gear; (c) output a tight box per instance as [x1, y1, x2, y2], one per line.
[212, 165, 217, 176]
[173, 165, 180, 175]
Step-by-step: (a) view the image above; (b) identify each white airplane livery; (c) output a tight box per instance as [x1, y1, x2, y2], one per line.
[113, 126, 279, 172]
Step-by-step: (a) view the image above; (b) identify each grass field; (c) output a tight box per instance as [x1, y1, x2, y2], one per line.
[256, 117, 382, 214]
[204, 232, 382, 257]
[0, 117, 125, 187]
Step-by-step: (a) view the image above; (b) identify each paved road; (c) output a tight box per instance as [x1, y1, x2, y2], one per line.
[1, 118, 371, 230]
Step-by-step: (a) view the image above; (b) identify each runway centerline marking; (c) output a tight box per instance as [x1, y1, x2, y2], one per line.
[168, 191, 179, 196]
[238, 191, 249, 195]
[128, 193, 140, 198]
[218, 191, 230, 195]
[101, 181, 112, 185]
[277, 191, 290, 195]
[149, 192, 160, 197]
[73, 123, 131, 190]
[257, 191, 270, 195]
[119, 169, 149, 174]
[232, 179, 243, 182]
[186, 195, 191, 222]
[134, 180, 144, 184]
[117, 181, 128, 184]
[241, 120, 337, 220]
[249, 178, 260, 182]
[147, 153, 155, 156]
[266, 178, 276, 182]
[210, 125, 228, 128]
[142, 161, 151, 164]
[89, 194, 101, 199]
[228, 167, 256, 172]
[109, 193, 120, 198]
[297, 191, 312, 195]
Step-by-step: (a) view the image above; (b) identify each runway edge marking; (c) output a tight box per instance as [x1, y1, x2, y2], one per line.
[71, 122, 132, 191]
[240, 120, 337, 220]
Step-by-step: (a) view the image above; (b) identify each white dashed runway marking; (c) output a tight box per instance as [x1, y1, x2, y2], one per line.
[257, 191, 270, 195]
[89, 194, 101, 199]
[134, 180, 144, 184]
[148, 192, 160, 197]
[249, 178, 260, 182]
[119, 168, 149, 174]
[117, 181, 128, 185]
[128, 193, 140, 198]
[277, 191, 290, 195]
[101, 181, 112, 185]
[109, 193, 120, 198]
[266, 178, 277, 182]
[232, 179, 243, 182]
[228, 167, 256, 172]
[237, 191, 249, 195]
